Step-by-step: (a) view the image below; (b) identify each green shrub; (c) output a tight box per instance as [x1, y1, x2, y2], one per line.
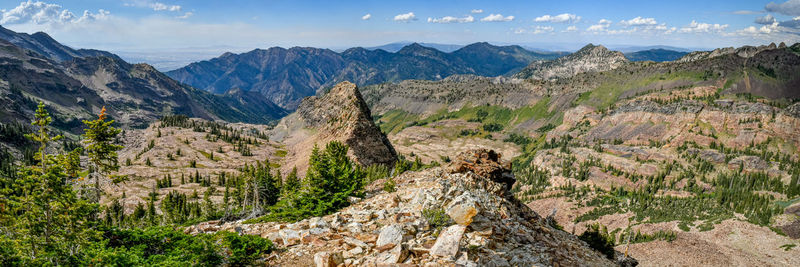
[383, 176, 396, 193]
[364, 164, 390, 184]
[504, 133, 532, 146]
[83, 226, 272, 266]
[422, 208, 453, 236]
[482, 123, 504, 132]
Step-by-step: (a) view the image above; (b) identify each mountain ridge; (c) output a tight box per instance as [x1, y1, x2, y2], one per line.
[0, 27, 287, 141]
[166, 42, 562, 110]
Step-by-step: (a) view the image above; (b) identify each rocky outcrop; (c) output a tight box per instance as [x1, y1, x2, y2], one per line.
[447, 149, 515, 190]
[676, 43, 783, 63]
[270, 81, 397, 176]
[514, 44, 628, 80]
[185, 149, 618, 266]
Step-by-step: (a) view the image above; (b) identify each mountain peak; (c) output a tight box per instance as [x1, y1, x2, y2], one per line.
[271, 81, 397, 176]
[576, 43, 609, 53]
[398, 42, 440, 54]
[514, 43, 627, 80]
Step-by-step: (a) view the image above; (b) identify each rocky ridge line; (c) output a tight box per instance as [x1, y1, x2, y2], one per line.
[186, 149, 622, 266]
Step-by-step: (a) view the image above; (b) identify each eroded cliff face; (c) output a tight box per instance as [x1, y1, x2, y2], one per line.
[186, 149, 619, 266]
[270, 81, 397, 176]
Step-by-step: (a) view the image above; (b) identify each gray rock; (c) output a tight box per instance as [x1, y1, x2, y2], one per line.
[430, 224, 466, 258]
[343, 236, 368, 248]
[343, 246, 364, 258]
[351, 210, 374, 223]
[314, 251, 343, 267]
[346, 222, 363, 233]
[376, 243, 408, 264]
[456, 251, 479, 267]
[309, 217, 329, 229]
[377, 224, 405, 247]
[279, 229, 301, 246]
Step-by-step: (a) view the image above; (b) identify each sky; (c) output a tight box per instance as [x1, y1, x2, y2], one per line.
[1, 0, 800, 68]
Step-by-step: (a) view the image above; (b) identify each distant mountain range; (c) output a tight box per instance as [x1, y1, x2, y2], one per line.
[166, 42, 565, 110]
[0, 26, 286, 136]
[365, 42, 465, 53]
[625, 48, 689, 62]
[609, 45, 697, 53]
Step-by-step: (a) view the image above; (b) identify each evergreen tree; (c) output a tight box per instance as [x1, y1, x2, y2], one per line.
[282, 167, 300, 197]
[2, 102, 99, 264]
[82, 107, 123, 203]
[25, 102, 62, 174]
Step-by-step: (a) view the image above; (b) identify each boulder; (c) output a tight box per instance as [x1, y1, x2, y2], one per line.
[377, 224, 405, 247]
[344, 236, 368, 248]
[346, 222, 364, 233]
[343, 246, 364, 258]
[376, 242, 408, 264]
[430, 224, 466, 258]
[352, 210, 375, 223]
[446, 192, 480, 226]
[314, 251, 343, 267]
[309, 217, 329, 229]
[279, 229, 301, 246]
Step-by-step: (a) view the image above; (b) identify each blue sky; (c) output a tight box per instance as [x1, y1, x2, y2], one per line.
[1, 0, 799, 54]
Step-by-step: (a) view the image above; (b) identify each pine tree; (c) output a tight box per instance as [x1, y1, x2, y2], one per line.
[82, 106, 123, 203]
[5, 102, 99, 264]
[282, 166, 300, 197]
[25, 102, 62, 174]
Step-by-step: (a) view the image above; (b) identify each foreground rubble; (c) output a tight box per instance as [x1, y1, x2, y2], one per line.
[185, 149, 618, 266]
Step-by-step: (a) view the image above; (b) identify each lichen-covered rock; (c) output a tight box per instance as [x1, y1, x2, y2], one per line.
[446, 192, 479, 226]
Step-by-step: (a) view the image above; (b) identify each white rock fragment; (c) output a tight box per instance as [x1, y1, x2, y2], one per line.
[430, 224, 466, 258]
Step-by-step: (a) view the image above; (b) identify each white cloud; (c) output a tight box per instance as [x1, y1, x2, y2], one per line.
[737, 21, 780, 35]
[733, 10, 763, 15]
[151, 2, 180, 12]
[620, 16, 657, 26]
[480, 14, 514, 22]
[428, 15, 474, 23]
[765, 0, 800, 17]
[534, 13, 580, 23]
[361, 13, 371, 20]
[563, 25, 577, 32]
[514, 25, 554, 34]
[123, 1, 182, 12]
[679, 20, 729, 33]
[587, 19, 611, 31]
[393, 12, 416, 22]
[470, 9, 483, 14]
[177, 12, 192, 19]
[0, 1, 108, 25]
[587, 24, 608, 31]
[755, 14, 776, 24]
